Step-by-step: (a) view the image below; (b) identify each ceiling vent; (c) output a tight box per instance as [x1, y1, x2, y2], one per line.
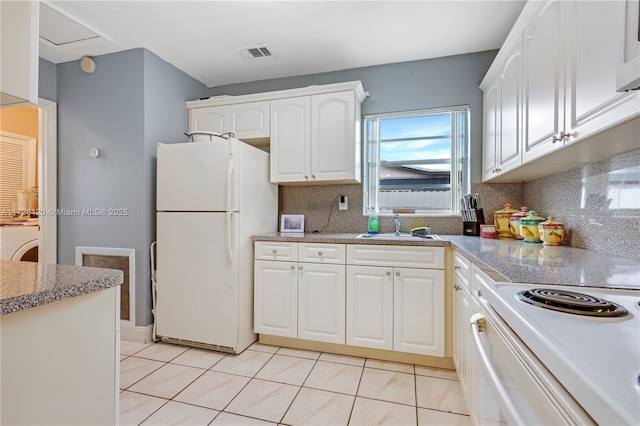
[235, 45, 276, 59]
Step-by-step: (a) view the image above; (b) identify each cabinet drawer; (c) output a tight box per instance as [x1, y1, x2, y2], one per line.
[347, 245, 444, 269]
[254, 242, 297, 261]
[298, 243, 345, 264]
[453, 250, 471, 290]
[471, 264, 494, 298]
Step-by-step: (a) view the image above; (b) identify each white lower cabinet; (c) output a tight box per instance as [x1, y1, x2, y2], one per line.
[346, 265, 394, 350]
[298, 262, 346, 344]
[254, 260, 298, 338]
[254, 242, 346, 344]
[255, 241, 445, 357]
[346, 245, 445, 357]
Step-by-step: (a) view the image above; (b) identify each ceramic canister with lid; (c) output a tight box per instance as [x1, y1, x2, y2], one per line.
[538, 216, 565, 246]
[509, 206, 529, 240]
[519, 211, 546, 243]
[494, 203, 519, 238]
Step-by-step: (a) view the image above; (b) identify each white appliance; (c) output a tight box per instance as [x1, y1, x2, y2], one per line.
[0, 225, 38, 260]
[155, 139, 278, 354]
[474, 281, 640, 425]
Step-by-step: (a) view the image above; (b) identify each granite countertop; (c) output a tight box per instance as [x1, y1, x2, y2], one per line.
[253, 233, 640, 290]
[0, 261, 124, 315]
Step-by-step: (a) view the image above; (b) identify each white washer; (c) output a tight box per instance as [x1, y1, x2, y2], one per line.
[0, 226, 39, 261]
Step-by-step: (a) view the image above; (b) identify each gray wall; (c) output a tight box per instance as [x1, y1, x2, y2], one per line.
[55, 48, 208, 326]
[38, 58, 57, 101]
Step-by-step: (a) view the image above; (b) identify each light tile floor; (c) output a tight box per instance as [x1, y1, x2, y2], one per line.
[120, 340, 471, 426]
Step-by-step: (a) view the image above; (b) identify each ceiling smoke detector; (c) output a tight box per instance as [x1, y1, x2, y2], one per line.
[235, 45, 276, 59]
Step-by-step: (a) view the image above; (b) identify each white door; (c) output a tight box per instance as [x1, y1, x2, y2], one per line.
[346, 265, 393, 350]
[229, 101, 270, 140]
[189, 106, 228, 133]
[522, 0, 565, 162]
[254, 260, 298, 338]
[270, 96, 311, 183]
[311, 91, 357, 182]
[498, 39, 522, 173]
[482, 84, 499, 180]
[156, 141, 232, 211]
[298, 263, 346, 344]
[393, 267, 445, 356]
[156, 212, 237, 348]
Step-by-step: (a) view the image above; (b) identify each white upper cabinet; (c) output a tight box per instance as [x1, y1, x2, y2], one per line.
[616, 0, 640, 91]
[271, 89, 363, 184]
[0, 1, 39, 106]
[521, 0, 565, 163]
[189, 101, 270, 141]
[187, 81, 367, 184]
[189, 106, 227, 134]
[229, 101, 270, 140]
[481, 0, 640, 183]
[270, 96, 311, 182]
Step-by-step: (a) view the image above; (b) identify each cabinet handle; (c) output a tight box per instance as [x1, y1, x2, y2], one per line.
[454, 283, 461, 291]
[495, 168, 501, 173]
[552, 134, 561, 143]
[561, 131, 571, 140]
[395, 271, 400, 277]
[298, 265, 303, 270]
[304, 175, 309, 180]
[454, 265, 461, 270]
[311, 174, 316, 179]
[477, 289, 483, 298]
[318, 252, 323, 256]
[552, 131, 571, 143]
[386, 271, 391, 276]
[290, 265, 295, 270]
[272, 249, 277, 254]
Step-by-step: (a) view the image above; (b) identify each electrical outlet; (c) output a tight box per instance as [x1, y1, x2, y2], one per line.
[339, 195, 348, 210]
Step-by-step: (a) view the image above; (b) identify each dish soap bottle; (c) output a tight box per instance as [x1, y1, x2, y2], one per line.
[368, 209, 379, 234]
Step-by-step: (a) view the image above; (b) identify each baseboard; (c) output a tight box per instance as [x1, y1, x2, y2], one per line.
[120, 321, 154, 343]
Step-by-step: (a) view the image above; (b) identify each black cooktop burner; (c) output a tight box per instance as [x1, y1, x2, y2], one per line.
[516, 288, 628, 317]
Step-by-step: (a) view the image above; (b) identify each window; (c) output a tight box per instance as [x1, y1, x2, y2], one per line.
[363, 106, 469, 215]
[0, 131, 36, 218]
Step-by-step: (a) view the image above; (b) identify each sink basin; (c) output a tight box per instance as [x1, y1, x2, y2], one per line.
[355, 232, 440, 240]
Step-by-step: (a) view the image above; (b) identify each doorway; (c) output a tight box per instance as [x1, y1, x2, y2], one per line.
[0, 99, 57, 263]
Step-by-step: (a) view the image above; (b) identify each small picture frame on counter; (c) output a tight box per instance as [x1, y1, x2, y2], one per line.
[280, 214, 305, 233]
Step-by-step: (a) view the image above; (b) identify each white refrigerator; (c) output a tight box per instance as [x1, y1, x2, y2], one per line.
[155, 139, 278, 353]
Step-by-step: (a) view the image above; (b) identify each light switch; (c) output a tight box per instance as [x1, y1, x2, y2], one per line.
[339, 195, 348, 210]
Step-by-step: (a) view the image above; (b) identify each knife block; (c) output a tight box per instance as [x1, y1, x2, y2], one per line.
[463, 222, 481, 236]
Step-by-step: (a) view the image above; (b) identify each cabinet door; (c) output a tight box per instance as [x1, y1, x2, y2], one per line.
[254, 260, 297, 338]
[482, 84, 499, 181]
[310, 91, 360, 183]
[522, 0, 565, 162]
[393, 268, 445, 356]
[453, 279, 472, 407]
[346, 265, 393, 350]
[498, 38, 522, 173]
[189, 106, 228, 133]
[298, 263, 346, 344]
[270, 96, 311, 183]
[229, 101, 270, 140]
[567, 1, 639, 142]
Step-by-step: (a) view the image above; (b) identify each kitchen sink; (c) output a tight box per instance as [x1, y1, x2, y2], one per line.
[354, 232, 440, 240]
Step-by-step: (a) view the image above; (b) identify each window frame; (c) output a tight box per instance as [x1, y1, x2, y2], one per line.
[362, 105, 470, 216]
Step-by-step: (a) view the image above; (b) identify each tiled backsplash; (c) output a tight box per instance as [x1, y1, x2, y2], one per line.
[280, 148, 640, 261]
[523, 148, 640, 261]
[279, 182, 525, 237]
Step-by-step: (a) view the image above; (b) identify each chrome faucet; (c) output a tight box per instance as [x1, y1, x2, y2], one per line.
[394, 214, 401, 235]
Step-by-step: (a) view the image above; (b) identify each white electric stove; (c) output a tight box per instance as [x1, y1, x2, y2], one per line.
[480, 282, 640, 425]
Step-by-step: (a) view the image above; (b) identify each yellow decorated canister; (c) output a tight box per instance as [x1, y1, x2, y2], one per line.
[519, 211, 546, 243]
[538, 216, 565, 246]
[509, 206, 529, 240]
[493, 203, 519, 238]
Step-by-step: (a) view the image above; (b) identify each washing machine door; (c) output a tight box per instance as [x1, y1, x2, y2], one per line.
[12, 239, 39, 261]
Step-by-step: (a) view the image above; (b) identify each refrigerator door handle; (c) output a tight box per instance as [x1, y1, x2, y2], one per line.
[226, 151, 235, 213]
[227, 211, 235, 287]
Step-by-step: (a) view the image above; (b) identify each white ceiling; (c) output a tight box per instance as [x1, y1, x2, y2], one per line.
[38, 1, 526, 88]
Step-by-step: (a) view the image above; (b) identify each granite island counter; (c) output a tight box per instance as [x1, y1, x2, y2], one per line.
[1, 260, 123, 425]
